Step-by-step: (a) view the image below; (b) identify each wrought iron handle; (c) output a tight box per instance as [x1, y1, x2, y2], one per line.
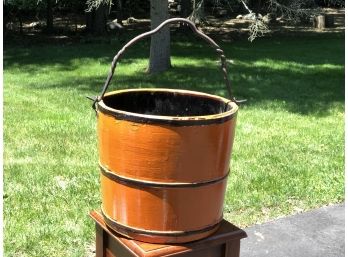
[91, 18, 238, 110]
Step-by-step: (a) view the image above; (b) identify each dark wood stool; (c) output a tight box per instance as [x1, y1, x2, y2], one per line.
[90, 211, 247, 257]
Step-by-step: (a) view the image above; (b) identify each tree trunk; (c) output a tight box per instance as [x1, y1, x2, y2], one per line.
[86, 10, 94, 33]
[179, 0, 192, 33]
[4, 5, 9, 35]
[180, 0, 192, 18]
[85, 2, 109, 35]
[325, 14, 334, 27]
[46, 0, 54, 32]
[18, 11, 23, 34]
[93, 2, 109, 35]
[116, 0, 123, 25]
[148, 0, 171, 74]
[313, 15, 325, 29]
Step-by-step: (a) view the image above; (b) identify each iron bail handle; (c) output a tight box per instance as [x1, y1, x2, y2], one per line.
[91, 17, 239, 110]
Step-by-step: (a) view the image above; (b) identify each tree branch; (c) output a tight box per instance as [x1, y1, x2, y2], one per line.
[86, 0, 112, 12]
[240, 0, 253, 14]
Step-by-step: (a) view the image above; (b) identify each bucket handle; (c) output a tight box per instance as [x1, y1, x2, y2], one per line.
[90, 18, 242, 110]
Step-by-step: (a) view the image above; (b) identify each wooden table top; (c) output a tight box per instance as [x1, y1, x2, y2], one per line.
[90, 210, 247, 257]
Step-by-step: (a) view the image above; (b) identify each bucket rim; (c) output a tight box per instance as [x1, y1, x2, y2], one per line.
[97, 88, 238, 125]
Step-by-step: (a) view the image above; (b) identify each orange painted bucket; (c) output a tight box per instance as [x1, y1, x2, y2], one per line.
[90, 18, 240, 244]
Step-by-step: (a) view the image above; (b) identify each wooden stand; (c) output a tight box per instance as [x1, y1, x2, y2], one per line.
[90, 211, 247, 257]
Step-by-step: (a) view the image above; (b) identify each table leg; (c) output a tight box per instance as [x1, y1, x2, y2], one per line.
[224, 240, 241, 257]
[96, 223, 106, 257]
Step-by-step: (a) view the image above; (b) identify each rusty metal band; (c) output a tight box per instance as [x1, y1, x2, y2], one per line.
[92, 18, 237, 110]
[97, 103, 237, 126]
[101, 207, 222, 237]
[99, 163, 229, 188]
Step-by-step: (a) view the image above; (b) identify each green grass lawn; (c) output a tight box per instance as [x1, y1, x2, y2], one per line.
[4, 32, 344, 256]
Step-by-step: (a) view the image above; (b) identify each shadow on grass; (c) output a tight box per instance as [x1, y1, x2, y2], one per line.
[4, 32, 344, 116]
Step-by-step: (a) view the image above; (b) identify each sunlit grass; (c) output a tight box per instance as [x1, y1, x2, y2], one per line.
[4, 32, 344, 256]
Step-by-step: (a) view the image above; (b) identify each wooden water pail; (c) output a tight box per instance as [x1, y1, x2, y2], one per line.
[91, 18, 239, 244]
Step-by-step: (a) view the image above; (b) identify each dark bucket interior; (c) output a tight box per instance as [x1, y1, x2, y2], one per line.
[102, 91, 231, 117]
